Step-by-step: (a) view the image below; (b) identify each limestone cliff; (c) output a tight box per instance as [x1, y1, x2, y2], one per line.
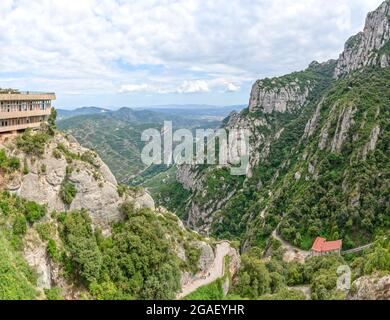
[334, 0, 390, 78]
[3, 133, 154, 233]
[249, 77, 312, 114]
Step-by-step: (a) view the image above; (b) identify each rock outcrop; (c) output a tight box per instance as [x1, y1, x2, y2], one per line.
[4, 133, 154, 233]
[362, 125, 381, 160]
[348, 274, 390, 300]
[334, 0, 390, 78]
[330, 105, 356, 153]
[249, 78, 312, 113]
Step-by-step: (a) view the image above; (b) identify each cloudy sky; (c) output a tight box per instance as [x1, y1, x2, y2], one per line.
[0, 0, 384, 109]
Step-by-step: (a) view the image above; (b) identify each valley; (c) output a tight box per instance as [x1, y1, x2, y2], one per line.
[57, 105, 242, 185]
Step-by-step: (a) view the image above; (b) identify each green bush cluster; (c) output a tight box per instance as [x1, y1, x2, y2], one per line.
[57, 205, 183, 300]
[60, 181, 77, 205]
[231, 245, 347, 300]
[60, 166, 77, 205]
[16, 129, 50, 156]
[0, 149, 20, 172]
[0, 193, 40, 299]
[24, 201, 47, 224]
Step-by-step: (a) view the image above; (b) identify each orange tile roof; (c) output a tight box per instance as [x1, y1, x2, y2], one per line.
[311, 237, 342, 252]
[322, 240, 342, 252]
[311, 237, 326, 252]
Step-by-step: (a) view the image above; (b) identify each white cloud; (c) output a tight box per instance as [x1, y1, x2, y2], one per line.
[225, 83, 241, 92]
[119, 84, 149, 93]
[176, 80, 210, 94]
[0, 0, 385, 105]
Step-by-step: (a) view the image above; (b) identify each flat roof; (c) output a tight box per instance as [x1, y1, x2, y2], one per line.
[0, 92, 56, 101]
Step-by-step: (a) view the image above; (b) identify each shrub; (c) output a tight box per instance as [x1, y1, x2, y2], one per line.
[60, 211, 102, 284]
[0, 149, 20, 172]
[56, 143, 79, 163]
[8, 157, 21, 171]
[24, 201, 47, 224]
[36, 223, 55, 241]
[117, 185, 127, 197]
[44, 287, 63, 300]
[184, 279, 225, 300]
[13, 215, 27, 235]
[47, 239, 60, 262]
[60, 181, 77, 205]
[233, 254, 271, 298]
[184, 243, 202, 274]
[16, 130, 50, 156]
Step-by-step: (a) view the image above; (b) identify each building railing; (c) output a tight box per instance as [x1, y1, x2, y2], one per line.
[18, 91, 56, 95]
[0, 90, 55, 95]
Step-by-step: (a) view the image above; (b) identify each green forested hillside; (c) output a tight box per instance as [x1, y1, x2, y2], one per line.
[210, 67, 390, 250]
[268, 68, 390, 249]
[57, 107, 223, 184]
[0, 191, 41, 300]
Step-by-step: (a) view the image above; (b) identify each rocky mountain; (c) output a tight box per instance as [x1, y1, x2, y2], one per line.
[163, 1, 390, 252]
[172, 59, 337, 236]
[0, 130, 239, 300]
[334, 0, 390, 78]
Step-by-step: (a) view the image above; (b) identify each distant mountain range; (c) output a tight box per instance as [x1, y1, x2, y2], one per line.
[57, 104, 245, 120]
[57, 107, 110, 120]
[57, 105, 244, 184]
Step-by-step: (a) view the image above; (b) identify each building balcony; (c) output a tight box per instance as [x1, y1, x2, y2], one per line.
[0, 108, 52, 120]
[0, 122, 43, 133]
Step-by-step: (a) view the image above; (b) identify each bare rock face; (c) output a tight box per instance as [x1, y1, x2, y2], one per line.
[176, 165, 203, 191]
[5, 133, 154, 232]
[334, 1, 390, 78]
[249, 79, 312, 114]
[362, 125, 381, 160]
[303, 98, 324, 140]
[23, 228, 52, 291]
[331, 105, 356, 153]
[196, 241, 216, 273]
[348, 274, 390, 300]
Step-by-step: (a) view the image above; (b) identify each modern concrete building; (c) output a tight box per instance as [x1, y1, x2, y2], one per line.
[0, 91, 55, 136]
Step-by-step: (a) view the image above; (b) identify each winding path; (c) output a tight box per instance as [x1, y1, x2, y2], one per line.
[177, 241, 231, 299]
[271, 229, 311, 263]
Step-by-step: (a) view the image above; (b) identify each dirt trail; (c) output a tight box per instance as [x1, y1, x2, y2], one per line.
[177, 241, 231, 299]
[271, 229, 311, 263]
